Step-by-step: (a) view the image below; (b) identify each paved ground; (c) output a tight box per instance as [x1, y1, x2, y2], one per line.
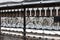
[0, 34, 23, 40]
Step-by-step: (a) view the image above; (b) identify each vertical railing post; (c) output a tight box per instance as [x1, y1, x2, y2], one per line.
[38, 8, 42, 16]
[29, 8, 32, 16]
[55, 7, 59, 16]
[23, 8, 26, 40]
[0, 12, 1, 40]
[34, 8, 37, 16]
[44, 7, 48, 16]
[49, 7, 53, 16]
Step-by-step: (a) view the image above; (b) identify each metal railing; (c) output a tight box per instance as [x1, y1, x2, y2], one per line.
[0, 6, 60, 40]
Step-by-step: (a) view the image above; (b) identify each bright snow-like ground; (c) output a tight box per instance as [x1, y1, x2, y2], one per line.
[1, 27, 60, 40]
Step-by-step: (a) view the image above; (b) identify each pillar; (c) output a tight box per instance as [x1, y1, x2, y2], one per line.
[19, 9, 21, 11]
[55, 7, 59, 16]
[44, 7, 48, 16]
[49, 7, 53, 16]
[8, 9, 11, 12]
[38, 8, 42, 16]
[26, 8, 28, 16]
[29, 8, 32, 16]
[33, 8, 37, 16]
